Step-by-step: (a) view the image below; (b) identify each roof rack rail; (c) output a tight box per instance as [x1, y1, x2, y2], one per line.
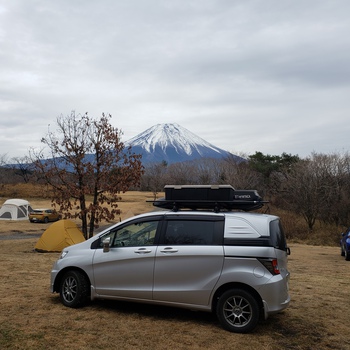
[152, 185, 268, 212]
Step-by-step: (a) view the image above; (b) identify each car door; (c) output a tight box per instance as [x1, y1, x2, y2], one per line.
[92, 216, 162, 300]
[153, 215, 225, 306]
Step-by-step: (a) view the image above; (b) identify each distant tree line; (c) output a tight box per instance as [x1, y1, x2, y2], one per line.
[140, 151, 350, 231]
[1, 116, 350, 234]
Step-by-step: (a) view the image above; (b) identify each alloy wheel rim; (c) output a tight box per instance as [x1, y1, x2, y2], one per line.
[223, 296, 252, 327]
[62, 276, 77, 302]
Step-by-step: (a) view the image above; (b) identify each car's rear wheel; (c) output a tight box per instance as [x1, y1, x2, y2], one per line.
[216, 288, 260, 333]
[341, 245, 345, 256]
[59, 270, 90, 308]
[44, 217, 49, 223]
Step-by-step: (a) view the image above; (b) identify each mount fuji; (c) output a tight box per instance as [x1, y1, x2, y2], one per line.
[125, 123, 240, 164]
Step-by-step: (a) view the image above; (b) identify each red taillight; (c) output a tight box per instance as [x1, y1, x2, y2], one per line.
[259, 258, 280, 275]
[271, 259, 280, 274]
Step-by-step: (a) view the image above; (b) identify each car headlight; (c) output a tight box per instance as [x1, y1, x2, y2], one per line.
[60, 250, 68, 259]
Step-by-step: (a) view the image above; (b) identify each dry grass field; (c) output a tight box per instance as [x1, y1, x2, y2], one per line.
[1, 191, 349, 349]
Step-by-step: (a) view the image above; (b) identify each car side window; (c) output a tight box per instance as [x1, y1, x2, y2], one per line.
[111, 220, 159, 247]
[164, 220, 215, 245]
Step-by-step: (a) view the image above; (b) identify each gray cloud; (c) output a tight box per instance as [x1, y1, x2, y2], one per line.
[1, 0, 350, 159]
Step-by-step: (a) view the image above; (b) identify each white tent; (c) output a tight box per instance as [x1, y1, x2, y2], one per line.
[0, 199, 32, 221]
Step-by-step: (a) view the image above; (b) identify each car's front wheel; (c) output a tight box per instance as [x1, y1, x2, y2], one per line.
[59, 270, 90, 308]
[216, 288, 260, 333]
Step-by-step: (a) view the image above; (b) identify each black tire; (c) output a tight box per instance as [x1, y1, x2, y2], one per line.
[59, 270, 90, 308]
[44, 217, 49, 223]
[216, 288, 260, 333]
[341, 245, 345, 256]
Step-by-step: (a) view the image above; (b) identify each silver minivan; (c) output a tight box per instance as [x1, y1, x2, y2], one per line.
[50, 192, 290, 333]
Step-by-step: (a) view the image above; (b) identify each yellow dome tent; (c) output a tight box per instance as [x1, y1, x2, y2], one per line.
[35, 219, 85, 252]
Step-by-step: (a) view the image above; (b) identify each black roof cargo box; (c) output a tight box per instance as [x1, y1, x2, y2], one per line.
[153, 185, 267, 212]
[165, 184, 234, 201]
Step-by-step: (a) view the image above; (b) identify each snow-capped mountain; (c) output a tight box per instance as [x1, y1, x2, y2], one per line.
[125, 123, 239, 164]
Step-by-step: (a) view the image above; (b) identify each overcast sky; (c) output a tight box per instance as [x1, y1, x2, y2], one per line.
[1, 0, 349, 160]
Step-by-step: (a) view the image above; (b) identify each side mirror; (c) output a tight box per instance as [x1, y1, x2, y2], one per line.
[103, 237, 111, 253]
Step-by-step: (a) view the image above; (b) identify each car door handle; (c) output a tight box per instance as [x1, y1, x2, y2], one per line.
[160, 247, 178, 254]
[134, 248, 152, 254]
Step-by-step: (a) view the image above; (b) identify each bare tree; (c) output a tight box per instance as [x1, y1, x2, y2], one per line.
[280, 152, 350, 231]
[166, 162, 197, 185]
[142, 161, 168, 199]
[30, 112, 143, 239]
[222, 156, 264, 191]
[282, 159, 321, 231]
[192, 158, 226, 184]
[312, 152, 350, 226]
[0, 154, 8, 166]
[9, 156, 34, 183]
[0, 154, 9, 188]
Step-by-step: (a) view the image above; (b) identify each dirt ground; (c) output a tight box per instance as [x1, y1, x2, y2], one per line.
[0, 193, 349, 349]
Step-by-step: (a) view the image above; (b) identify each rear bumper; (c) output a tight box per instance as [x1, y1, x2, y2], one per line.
[30, 218, 43, 222]
[262, 295, 290, 319]
[260, 273, 291, 318]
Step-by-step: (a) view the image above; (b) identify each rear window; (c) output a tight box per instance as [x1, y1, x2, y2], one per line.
[269, 219, 288, 251]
